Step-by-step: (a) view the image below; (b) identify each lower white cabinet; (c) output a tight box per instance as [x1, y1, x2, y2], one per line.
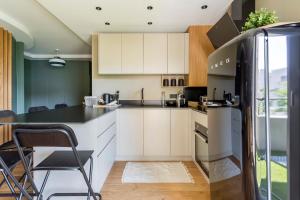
[117, 109, 144, 157]
[171, 109, 190, 156]
[144, 109, 170, 156]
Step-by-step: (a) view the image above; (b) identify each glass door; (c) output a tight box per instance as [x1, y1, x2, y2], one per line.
[255, 33, 269, 199]
[255, 33, 288, 200]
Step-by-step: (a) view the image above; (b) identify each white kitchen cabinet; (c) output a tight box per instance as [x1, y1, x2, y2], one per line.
[117, 109, 144, 157]
[184, 33, 189, 74]
[98, 33, 122, 74]
[144, 109, 170, 156]
[171, 109, 190, 156]
[168, 33, 185, 74]
[121, 33, 144, 74]
[144, 33, 168, 74]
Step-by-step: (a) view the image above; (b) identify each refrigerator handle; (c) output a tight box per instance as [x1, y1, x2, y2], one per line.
[290, 90, 294, 107]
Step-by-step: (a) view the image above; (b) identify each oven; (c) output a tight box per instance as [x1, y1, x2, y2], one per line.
[194, 121, 209, 177]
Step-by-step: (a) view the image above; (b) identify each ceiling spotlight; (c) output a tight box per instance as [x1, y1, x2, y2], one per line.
[95, 6, 102, 11]
[105, 22, 110, 25]
[201, 5, 208, 9]
[147, 5, 153, 10]
[147, 22, 153, 25]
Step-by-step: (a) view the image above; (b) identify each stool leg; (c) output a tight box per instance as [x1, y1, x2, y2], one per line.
[0, 159, 33, 200]
[87, 156, 93, 200]
[79, 164, 97, 200]
[37, 171, 51, 200]
[19, 153, 33, 200]
[1, 171, 18, 200]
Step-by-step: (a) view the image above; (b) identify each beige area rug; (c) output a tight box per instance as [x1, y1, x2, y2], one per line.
[122, 162, 194, 183]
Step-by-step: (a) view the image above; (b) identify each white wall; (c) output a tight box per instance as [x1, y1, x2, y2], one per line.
[92, 75, 181, 100]
[256, 0, 300, 22]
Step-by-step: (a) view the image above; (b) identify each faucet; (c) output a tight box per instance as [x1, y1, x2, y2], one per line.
[177, 90, 183, 108]
[141, 88, 144, 105]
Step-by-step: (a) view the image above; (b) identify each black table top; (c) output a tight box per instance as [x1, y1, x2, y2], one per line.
[0, 105, 117, 124]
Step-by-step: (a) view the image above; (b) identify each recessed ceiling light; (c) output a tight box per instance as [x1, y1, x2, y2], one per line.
[147, 5, 153, 10]
[147, 22, 153, 25]
[95, 6, 102, 11]
[201, 5, 208, 9]
[105, 22, 110, 25]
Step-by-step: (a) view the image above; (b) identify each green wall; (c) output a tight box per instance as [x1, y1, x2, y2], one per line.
[12, 38, 25, 114]
[24, 59, 90, 112]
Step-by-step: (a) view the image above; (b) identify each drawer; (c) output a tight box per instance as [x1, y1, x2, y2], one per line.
[95, 111, 116, 135]
[96, 123, 116, 156]
[95, 137, 116, 190]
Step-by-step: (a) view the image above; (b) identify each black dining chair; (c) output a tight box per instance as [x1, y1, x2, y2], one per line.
[54, 103, 68, 109]
[13, 124, 101, 200]
[28, 106, 49, 113]
[0, 110, 33, 200]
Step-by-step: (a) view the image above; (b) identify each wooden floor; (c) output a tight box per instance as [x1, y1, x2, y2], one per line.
[101, 161, 211, 200]
[1, 161, 243, 200]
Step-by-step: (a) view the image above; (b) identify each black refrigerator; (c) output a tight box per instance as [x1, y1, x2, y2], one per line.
[207, 23, 300, 200]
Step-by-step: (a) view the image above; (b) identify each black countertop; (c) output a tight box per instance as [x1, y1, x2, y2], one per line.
[0, 105, 118, 124]
[0, 102, 208, 124]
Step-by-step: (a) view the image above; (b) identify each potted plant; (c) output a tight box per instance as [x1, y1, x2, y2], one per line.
[242, 8, 279, 31]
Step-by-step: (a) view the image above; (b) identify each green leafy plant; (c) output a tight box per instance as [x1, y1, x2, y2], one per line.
[242, 8, 278, 31]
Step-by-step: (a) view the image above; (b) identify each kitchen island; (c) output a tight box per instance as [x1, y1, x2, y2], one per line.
[0, 105, 118, 200]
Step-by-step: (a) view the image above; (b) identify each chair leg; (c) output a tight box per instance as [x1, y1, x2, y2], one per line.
[18, 153, 33, 200]
[79, 157, 98, 200]
[0, 159, 33, 200]
[87, 156, 93, 200]
[1, 171, 18, 200]
[37, 171, 50, 200]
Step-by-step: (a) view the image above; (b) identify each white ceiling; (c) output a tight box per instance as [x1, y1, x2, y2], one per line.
[0, 0, 90, 57]
[0, 0, 232, 57]
[36, 0, 232, 44]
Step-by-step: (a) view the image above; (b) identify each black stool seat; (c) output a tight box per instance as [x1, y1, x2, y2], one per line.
[35, 151, 93, 170]
[0, 151, 32, 169]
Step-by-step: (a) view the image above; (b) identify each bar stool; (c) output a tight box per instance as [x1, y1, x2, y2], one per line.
[0, 110, 33, 199]
[13, 124, 101, 200]
[28, 106, 49, 113]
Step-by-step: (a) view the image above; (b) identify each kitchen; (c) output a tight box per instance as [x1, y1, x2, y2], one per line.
[0, 0, 298, 200]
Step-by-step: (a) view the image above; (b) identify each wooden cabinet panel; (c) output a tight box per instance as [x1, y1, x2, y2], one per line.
[167, 33, 185, 74]
[144, 33, 168, 74]
[121, 33, 143, 74]
[188, 26, 214, 86]
[98, 33, 122, 74]
[171, 109, 190, 156]
[117, 109, 144, 157]
[184, 33, 190, 74]
[144, 109, 170, 156]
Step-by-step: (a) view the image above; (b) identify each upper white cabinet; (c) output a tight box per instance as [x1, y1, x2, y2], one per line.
[143, 33, 168, 74]
[97, 33, 189, 75]
[121, 33, 144, 74]
[98, 33, 122, 74]
[117, 109, 144, 157]
[144, 109, 170, 156]
[171, 109, 190, 156]
[168, 33, 185, 74]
